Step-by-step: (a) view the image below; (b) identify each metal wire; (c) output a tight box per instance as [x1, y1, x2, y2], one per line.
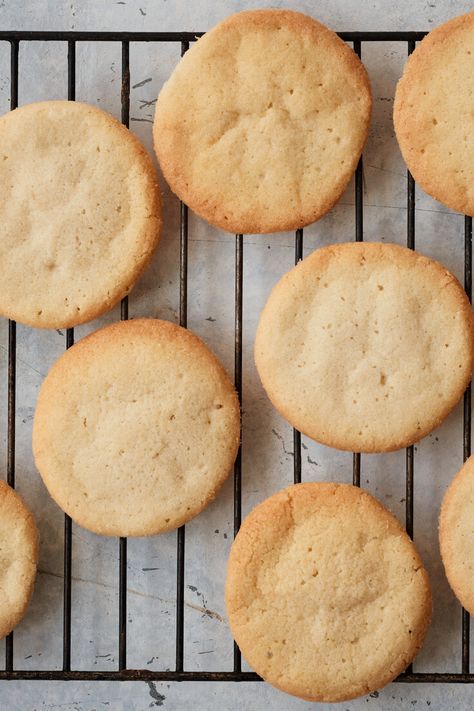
[0, 30, 428, 42]
[60, 40, 76, 676]
[5, 36, 19, 676]
[0, 669, 473, 683]
[462, 215, 472, 674]
[292, 230, 303, 485]
[404, 40, 416, 553]
[174, 38, 190, 677]
[0, 28, 470, 685]
[118, 40, 131, 674]
[233, 233, 244, 672]
[352, 39, 363, 489]
[290, 226, 304, 491]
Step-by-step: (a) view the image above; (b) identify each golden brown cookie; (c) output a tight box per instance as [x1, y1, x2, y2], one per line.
[255, 242, 474, 453]
[394, 11, 474, 215]
[439, 454, 474, 614]
[0, 100, 161, 328]
[33, 319, 240, 537]
[154, 9, 371, 233]
[226, 482, 432, 702]
[0, 481, 39, 640]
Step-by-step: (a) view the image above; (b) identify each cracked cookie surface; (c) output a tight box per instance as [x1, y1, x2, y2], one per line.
[0, 100, 161, 328]
[33, 318, 240, 536]
[255, 242, 474, 452]
[226, 482, 432, 702]
[153, 9, 371, 233]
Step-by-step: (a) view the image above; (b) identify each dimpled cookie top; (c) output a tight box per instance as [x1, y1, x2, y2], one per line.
[394, 11, 474, 215]
[255, 242, 474, 452]
[33, 319, 240, 537]
[0, 101, 161, 328]
[226, 483, 432, 702]
[154, 9, 371, 234]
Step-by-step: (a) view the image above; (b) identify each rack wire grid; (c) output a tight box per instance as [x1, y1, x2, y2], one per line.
[0, 28, 472, 686]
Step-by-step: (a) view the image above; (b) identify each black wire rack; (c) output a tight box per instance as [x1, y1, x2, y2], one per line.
[0, 29, 472, 686]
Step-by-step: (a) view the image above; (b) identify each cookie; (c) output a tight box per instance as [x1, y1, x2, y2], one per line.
[0, 481, 39, 640]
[394, 11, 474, 215]
[0, 100, 161, 328]
[226, 482, 432, 702]
[255, 242, 474, 453]
[439, 454, 474, 614]
[153, 9, 371, 234]
[32, 318, 240, 537]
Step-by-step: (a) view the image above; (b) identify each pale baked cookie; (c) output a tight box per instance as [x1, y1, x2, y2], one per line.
[0, 481, 39, 640]
[226, 482, 432, 702]
[154, 9, 371, 234]
[0, 100, 161, 328]
[33, 319, 240, 537]
[439, 454, 474, 614]
[394, 11, 474, 215]
[255, 242, 474, 453]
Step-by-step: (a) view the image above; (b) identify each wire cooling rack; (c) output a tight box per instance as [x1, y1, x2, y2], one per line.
[0, 29, 472, 685]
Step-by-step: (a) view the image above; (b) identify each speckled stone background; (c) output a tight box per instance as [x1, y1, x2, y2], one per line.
[0, 1, 473, 709]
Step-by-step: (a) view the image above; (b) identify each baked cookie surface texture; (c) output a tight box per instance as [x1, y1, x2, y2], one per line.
[154, 9, 371, 233]
[33, 319, 240, 536]
[440, 454, 474, 615]
[394, 11, 474, 215]
[0, 481, 39, 640]
[255, 242, 474, 452]
[0, 100, 161, 328]
[226, 482, 432, 702]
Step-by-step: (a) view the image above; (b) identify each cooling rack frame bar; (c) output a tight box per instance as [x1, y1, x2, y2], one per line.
[1, 28, 472, 686]
[0, 670, 474, 683]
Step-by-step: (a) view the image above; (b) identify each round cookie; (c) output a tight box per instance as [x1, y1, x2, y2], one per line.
[154, 9, 371, 234]
[0, 481, 39, 640]
[255, 242, 474, 453]
[0, 100, 161, 329]
[439, 454, 474, 614]
[394, 12, 474, 215]
[226, 482, 432, 702]
[32, 318, 240, 537]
